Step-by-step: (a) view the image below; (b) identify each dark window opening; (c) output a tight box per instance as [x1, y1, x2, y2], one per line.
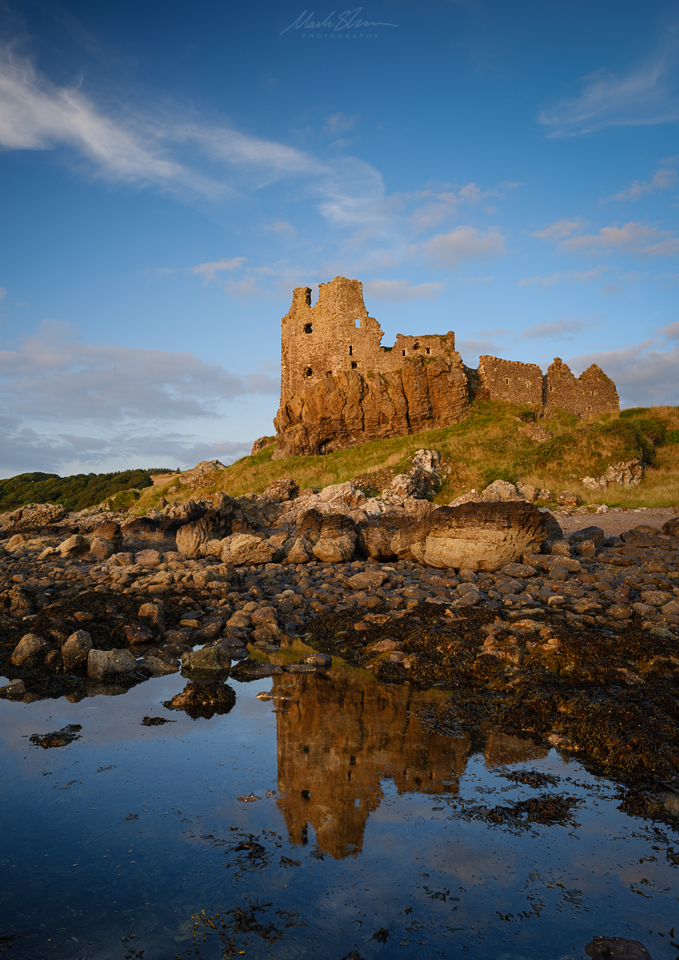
[414, 340, 420, 350]
[304, 323, 313, 334]
[305, 367, 312, 378]
[426, 348, 430, 354]
[504, 377, 510, 385]
[402, 350, 406, 356]
[349, 345, 353, 355]
[351, 361, 357, 369]
[301, 789, 310, 799]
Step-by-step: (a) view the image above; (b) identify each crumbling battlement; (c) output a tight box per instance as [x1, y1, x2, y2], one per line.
[274, 277, 619, 457]
[280, 277, 459, 400]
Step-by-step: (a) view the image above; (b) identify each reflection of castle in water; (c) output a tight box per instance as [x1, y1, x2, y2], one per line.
[273, 673, 547, 860]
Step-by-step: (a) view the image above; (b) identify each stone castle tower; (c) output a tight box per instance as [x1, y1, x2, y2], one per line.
[272, 276, 619, 458]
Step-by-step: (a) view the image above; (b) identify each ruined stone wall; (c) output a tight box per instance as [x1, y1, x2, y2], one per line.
[280, 277, 460, 400]
[273, 277, 620, 458]
[276, 276, 468, 457]
[544, 358, 620, 417]
[477, 356, 544, 406]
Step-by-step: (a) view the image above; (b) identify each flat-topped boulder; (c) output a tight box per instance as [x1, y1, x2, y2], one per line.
[391, 501, 554, 571]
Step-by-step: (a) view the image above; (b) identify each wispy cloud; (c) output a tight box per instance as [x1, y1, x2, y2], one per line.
[517, 317, 595, 340]
[363, 279, 445, 300]
[568, 334, 679, 407]
[518, 267, 606, 287]
[193, 257, 247, 283]
[0, 321, 279, 424]
[538, 34, 679, 137]
[424, 226, 507, 269]
[605, 161, 679, 202]
[534, 218, 679, 258]
[322, 113, 357, 136]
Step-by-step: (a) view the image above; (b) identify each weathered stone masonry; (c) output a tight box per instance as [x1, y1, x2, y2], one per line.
[272, 276, 619, 458]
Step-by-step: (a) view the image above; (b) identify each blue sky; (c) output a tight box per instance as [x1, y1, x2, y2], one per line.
[0, 0, 678, 478]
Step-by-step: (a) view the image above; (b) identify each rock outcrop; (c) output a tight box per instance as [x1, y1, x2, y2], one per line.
[271, 276, 619, 459]
[391, 501, 552, 571]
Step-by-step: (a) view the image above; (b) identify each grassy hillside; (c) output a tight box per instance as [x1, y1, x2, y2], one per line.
[137, 401, 679, 513]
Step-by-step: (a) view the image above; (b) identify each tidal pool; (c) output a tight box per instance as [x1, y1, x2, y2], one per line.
[1, 667, 677, 960]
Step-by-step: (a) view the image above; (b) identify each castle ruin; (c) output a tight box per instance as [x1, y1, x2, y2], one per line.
[272, 276, 619, 458]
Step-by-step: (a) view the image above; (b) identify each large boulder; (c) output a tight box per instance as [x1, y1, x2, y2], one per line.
[220, 533, 280, 566]
[176, 508, 233, 558]
[180, 646, 232, 677]
[391, 501, 551, 572]
[58, 534, 89, 558]
[61, 630, 93, 671]
[311, 514, 357, 563]
[11, 633, 49, 667]
[87, 648, 137, 680]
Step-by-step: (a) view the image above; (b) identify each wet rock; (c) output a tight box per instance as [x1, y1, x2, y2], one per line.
[0, 679, 26, 700]
[138, 602, 165, 630]
[347, 570, 388, 590]
[87, 648, 137, 680]
[392, 501, 550, 572]
[124, 622, 155, 644]
[180, 645, 231, 677]
[137, 655, 180, 676]
[231, 658, 284, 681]
[11, 632, 49, 667]
[302, 652, 332, 668]
[30, 724, 82, 749]
[584, 937, 652, 960]
[61, 630, 93, 671]
[165, 680, 236, 719]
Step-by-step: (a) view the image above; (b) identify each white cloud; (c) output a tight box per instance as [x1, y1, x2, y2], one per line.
[660, 319, 679, 340]
[562, 222, 679, 257]
[193, 256, 247, 283]
[0, 321, 279, 424]
[568, 340, 679, 407]
[263, 219, 296, 235]
[534, 218, 679, 258]
[424, 226, 507, 269]
[531, 218, 585, 240]
[0, 287, 6, 301]
[606, 164, 679, 202]
[518, 267, 606, 287]
[363, 279, 445, 301]
[456, 339, 507, 364]
[517, 317, 595, 340]
[538, 38, 679, 137]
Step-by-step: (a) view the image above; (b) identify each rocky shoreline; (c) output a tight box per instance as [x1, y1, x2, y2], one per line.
[1, 460, 678, 818]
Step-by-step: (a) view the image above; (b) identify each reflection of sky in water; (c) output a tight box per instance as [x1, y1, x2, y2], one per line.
[0, 668, 677, 960]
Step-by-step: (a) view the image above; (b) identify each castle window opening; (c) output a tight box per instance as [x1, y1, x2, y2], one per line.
[426, 348, 430, 354]
[504, 377, 510, 385]
[414, 340, 420, 350]
[355, 318, 361, 328]
[526, 381, 530, 388]
[305, 367, 312, 378]
[349, 345, 353, 356]
[351, 361, 357, 369]
[402, 350, 406, 356]
[304, 323, 313, 334]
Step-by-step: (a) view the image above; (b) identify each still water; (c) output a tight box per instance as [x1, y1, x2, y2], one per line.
[1, 666, 677, 960]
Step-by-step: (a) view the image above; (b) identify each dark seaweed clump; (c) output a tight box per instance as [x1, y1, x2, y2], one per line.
[306, 602, 679, 804]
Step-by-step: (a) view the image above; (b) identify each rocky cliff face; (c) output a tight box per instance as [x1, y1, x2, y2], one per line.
[273, 355, 468, 459]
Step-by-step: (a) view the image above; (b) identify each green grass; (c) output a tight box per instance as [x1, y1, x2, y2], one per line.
[0, 469, 162, 513]
[136, 400, 679, 513]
